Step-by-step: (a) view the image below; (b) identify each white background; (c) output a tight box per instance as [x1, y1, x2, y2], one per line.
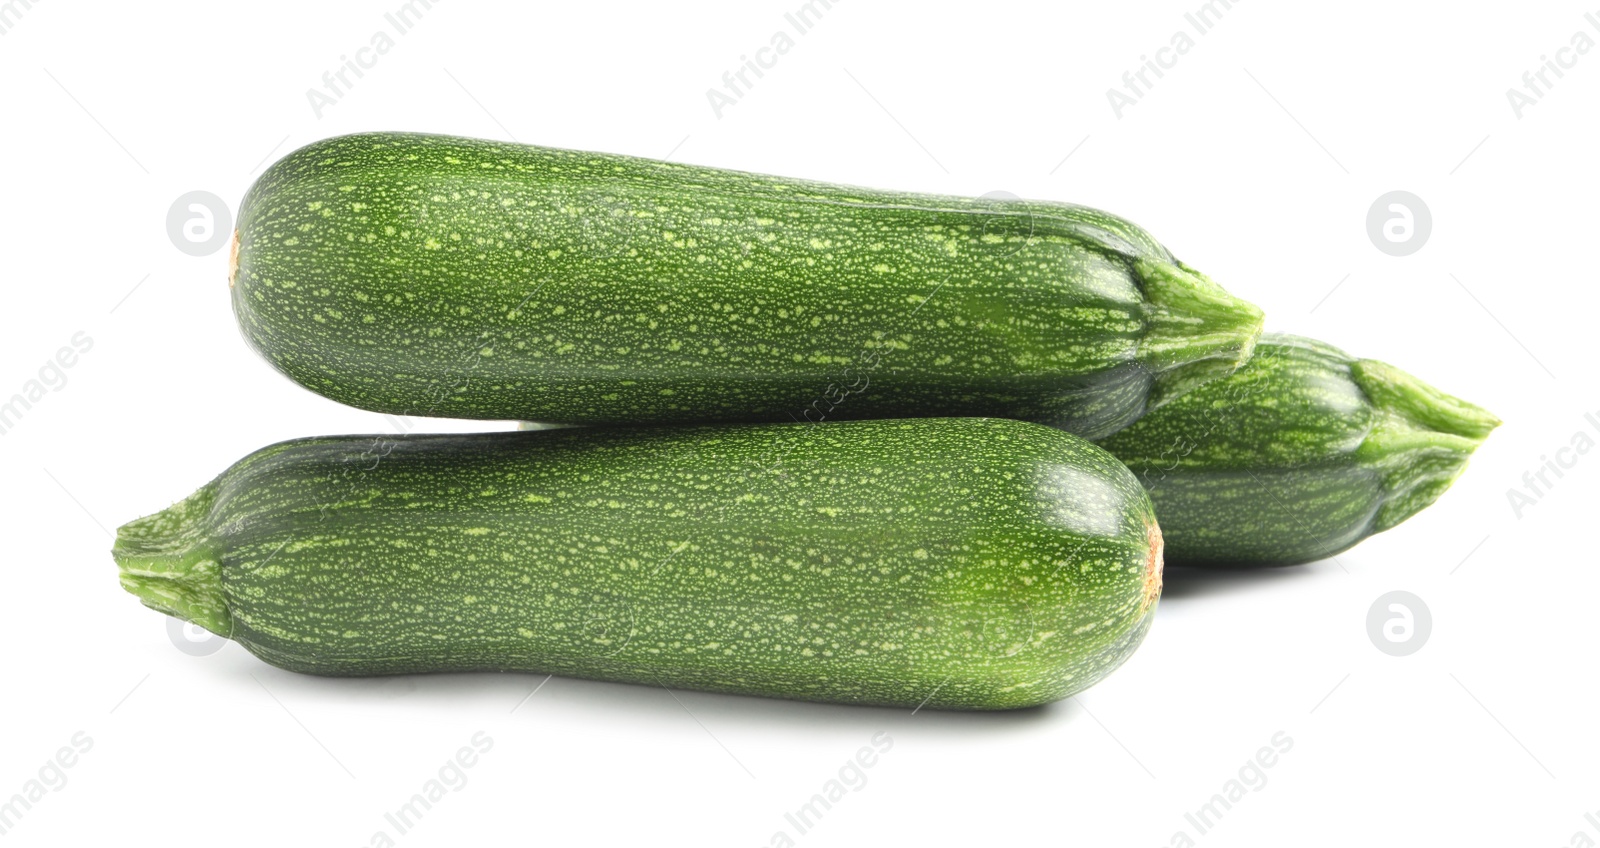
[1, 1, 1595, 845]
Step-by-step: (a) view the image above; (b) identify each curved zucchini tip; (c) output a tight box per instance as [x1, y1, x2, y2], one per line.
[1096, 334, 1498, 567]
[112, 481, 233, 638]
[1350, 357, 1501, 532]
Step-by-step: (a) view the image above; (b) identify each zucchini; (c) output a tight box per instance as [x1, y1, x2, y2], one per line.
[231, 132, 1263, 439]
[1094, 335, 1499, 566]
[113, 418, 1163, 710]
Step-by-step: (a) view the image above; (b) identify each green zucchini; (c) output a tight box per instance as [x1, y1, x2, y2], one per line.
[231, 132, 1263, 439]
[1094, 335, 1499, 566]
[113, 418, 1163, 710]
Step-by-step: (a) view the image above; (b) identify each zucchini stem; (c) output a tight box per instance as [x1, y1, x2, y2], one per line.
[1134, 258, 1265, 411]
[1352, 359, 1501, 532]
[112, 481, 233, 638]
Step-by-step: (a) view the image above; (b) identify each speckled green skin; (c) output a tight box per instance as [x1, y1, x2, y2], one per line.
[232, 132, 1262, 440]
[114, 418, 1162, 710]
[1095, 335, 1499, 567]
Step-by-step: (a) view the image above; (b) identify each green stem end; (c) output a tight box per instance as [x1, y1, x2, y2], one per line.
[1352, 359, 1501, 532]
[112, 482, 234, 638]
[1135, 259, 1266, 410]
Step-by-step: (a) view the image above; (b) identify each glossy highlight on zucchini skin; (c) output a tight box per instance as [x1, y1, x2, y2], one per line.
[1094, 335, 1500, 567]
[114, 418, 1163, 710]
[231, 132, 1263, 440]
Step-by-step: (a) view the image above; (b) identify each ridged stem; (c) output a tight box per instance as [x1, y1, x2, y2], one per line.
[1351, 359, 1501, 532]
[112, 482, 233, 637]
[1134, 258, 1266, 410]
